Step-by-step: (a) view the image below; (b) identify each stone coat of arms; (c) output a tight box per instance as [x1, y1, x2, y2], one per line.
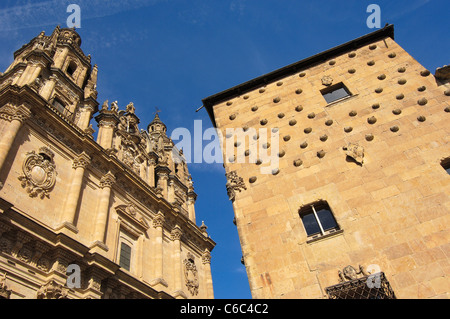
[18, 147, 57, 199]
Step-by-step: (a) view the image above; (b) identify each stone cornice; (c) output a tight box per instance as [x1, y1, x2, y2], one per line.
[23, 50, 54, 68]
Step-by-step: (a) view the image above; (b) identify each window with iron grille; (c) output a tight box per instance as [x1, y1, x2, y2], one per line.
[326, 272, 396, 299]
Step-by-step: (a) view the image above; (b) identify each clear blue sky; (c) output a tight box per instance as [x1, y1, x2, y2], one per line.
[0, 0, 448, 299]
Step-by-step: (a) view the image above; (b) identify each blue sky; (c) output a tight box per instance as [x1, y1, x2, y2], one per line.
[0, 0, 448, 299]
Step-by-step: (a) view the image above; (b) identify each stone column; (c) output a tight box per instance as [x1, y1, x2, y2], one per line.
[150, 211, 167, 289]
[171, 225, 186, 299]
[11, 70, 24, 86]
[168, 179, 175, 203]
[202, 249, 214, 299]
[0, 105, 31, 174]
[58, 152, 91, 233]
[17, 61, 44, 87]
[147, 158, 156, 187]
[156, 167, 170, 200]
[95, 110, 120, 150]
[53, 47, 69, 69]
[40, 75, 58, 101]
[76, 104, 95, 131]
[97, 120, 115, 149]
[91, 171, 116, 251]
[187, 192, 197, 223]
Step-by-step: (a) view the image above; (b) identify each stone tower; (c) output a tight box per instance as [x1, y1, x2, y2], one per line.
[202, 25, 449, 299]
[0, 26, 215, 299]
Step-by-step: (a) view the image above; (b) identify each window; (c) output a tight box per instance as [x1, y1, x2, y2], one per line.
[321, 82, 352, 104]
[52, 98, 66, 114]
[326, 272, 396, 299]
[299, 201, 340, 240]
[119, 242, 132, 271]
[66, 61, 77, 77]
[441, 158, 450, 175]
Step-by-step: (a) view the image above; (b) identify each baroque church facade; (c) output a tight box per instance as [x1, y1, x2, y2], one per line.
[0, 27, 215, 299]
[202, 25, 449, 299]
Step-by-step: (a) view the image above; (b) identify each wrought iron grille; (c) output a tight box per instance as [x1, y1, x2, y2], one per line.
[326, 272, 396, 299]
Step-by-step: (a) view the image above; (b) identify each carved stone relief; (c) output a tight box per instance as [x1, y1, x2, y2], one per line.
[183, 252, 199, 296]
[225, 171, 247, 202]
[321, 75, 333, 86]
[338, 265, 368, 282]
[18, 147, 57, 199]
[36, 280, 69, 299]
[0, 272, 12, 299]
[343, 143, 365, 165]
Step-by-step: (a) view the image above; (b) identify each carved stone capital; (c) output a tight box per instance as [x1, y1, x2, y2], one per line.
[170, 225, 182, 241]
[72, 152, 91, 169]
[202, 249, 212, 265]
[152, 211, 165, 229]
[99, 171, 116, 188]
[0, 104, 32, 123]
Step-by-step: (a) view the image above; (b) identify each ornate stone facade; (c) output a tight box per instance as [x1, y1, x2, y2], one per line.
[0, 27, 215, 299]
[202, 25, 449, 298]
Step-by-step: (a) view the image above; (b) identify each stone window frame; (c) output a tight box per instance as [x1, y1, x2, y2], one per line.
[298, 200, 342, 243]
[66, 60, 78, 78]
[117, 228, 137, 273]
[320, 82, 353, 105]
[113, 204, 149, 275]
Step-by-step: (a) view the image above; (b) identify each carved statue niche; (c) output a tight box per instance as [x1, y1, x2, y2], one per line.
[18, 147, 57, 199]
[183, 252, 199, 296]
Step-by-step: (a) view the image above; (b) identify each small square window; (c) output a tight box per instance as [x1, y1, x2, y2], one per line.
[321, 83, 352, 104]
[299, 201, 340, 240]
